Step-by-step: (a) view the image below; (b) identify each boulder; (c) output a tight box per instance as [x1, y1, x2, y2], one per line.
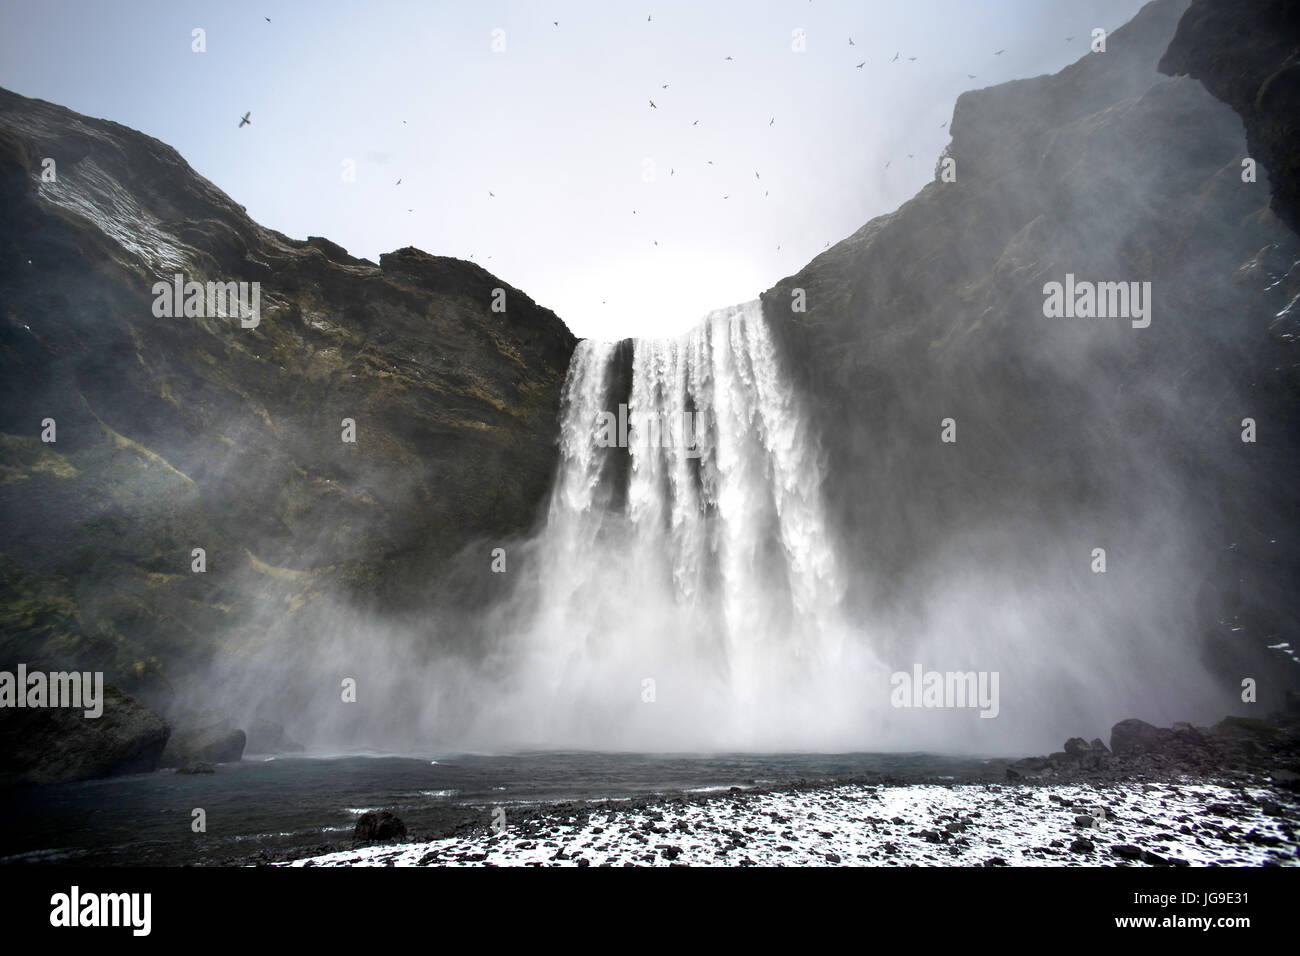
[245, 720, 305, 755]
[354, 810, 408, 843]
[1110, 719, 1175, 755]
[0, 686, 170, 787]
[161, 726, 246, 768]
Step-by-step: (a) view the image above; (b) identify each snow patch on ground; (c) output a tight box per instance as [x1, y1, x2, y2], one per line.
[283, 781, 1300, 867]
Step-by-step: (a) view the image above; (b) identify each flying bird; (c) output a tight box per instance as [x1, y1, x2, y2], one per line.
[968, 74, 977, 79]
[489, 191, 495, 197]
[706, 160, 713, 165]
[692, 119, 699, 126]
[994, 49, 1005, 55]
[662, 84, 668, 88]
[264, 17, 270, 22]
[238, 112, 251, 127]
[908, 56, 917, 61]
[891, 52, 899, 62]
[885, 161, 891, 168]
[670, 168, 675, 176]
[755, 171, 760, 179]
[856, 61, 865, 69]
[940, 121, 947, 128]
[395, 178, 402, 185]
[650, 99, 657, 108]
[849, 37, 854, 46]
[725, 55, 733, 61]
[769, 117, 774, 125]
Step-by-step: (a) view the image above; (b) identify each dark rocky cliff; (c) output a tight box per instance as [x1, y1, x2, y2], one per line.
[0, 88, 576, 740]
[1159, 0, 1300, 232]
[761, 0, 1300, 709]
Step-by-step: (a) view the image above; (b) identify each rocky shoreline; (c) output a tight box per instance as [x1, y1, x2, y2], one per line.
[242, 707, 1300, 868]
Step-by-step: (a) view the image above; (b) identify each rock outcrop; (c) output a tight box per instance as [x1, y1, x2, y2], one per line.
[760, 0, 1300, 718]
[160, 725, 246, 768]
[1158, 0, 1300, 232]
[0, 86, 577, 743]
[0, 686, 169, 787]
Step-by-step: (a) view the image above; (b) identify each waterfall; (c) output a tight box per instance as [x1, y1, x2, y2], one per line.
[492, 300, 881, 750]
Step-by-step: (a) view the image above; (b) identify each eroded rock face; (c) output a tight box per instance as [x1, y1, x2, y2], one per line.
[0, 87, 577, 722]
[0, 686, 170, 787]
[760, 0, 1300, 719]
[1159, 0, 1300, 233]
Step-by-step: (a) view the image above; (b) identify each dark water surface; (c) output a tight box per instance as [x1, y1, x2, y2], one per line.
[0, 750, 1004, 866]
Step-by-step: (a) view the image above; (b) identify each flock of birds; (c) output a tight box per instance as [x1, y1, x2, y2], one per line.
[232, 14, 1101, 269]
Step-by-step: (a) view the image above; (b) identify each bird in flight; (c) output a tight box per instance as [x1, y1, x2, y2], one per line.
[553, 21, 558, 26]
[395, 178, 402, 185]
[264, 17, 270, 22]
[769, 117, 774, 125]
[662, 84, 668, 89]
[908, 56, 917, 61]
[725, 55, 733, 61]
[755, 171, 760, 179]
[856, 61, 865, 69]
[968, 73, 977, 79]
[692, 119, 699, 126]
[891, 52, 899, 62]
[648, 14, 652, 21]
[940, 121, 947, 128]
[849, 37, 854, 46]
[994, 49, 1005, 55]
[238, 112, 251, 127]
[650, 99, 657, 108]
[706, 160, 713, 165]
[1065, 36, 1074, 42]
[670, 168, 675, 176]
[488, 191, 495, 197]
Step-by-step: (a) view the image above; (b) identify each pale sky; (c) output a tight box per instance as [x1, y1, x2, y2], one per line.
[0, 0, 1148, 339]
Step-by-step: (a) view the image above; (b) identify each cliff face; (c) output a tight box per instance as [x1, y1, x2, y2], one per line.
[1158, 0, 1300, 233]
[762, 0, 1300, 708]
[0, 87, 576, 715]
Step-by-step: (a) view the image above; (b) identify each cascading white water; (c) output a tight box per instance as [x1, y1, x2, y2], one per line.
[487, 300, 886, 750]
